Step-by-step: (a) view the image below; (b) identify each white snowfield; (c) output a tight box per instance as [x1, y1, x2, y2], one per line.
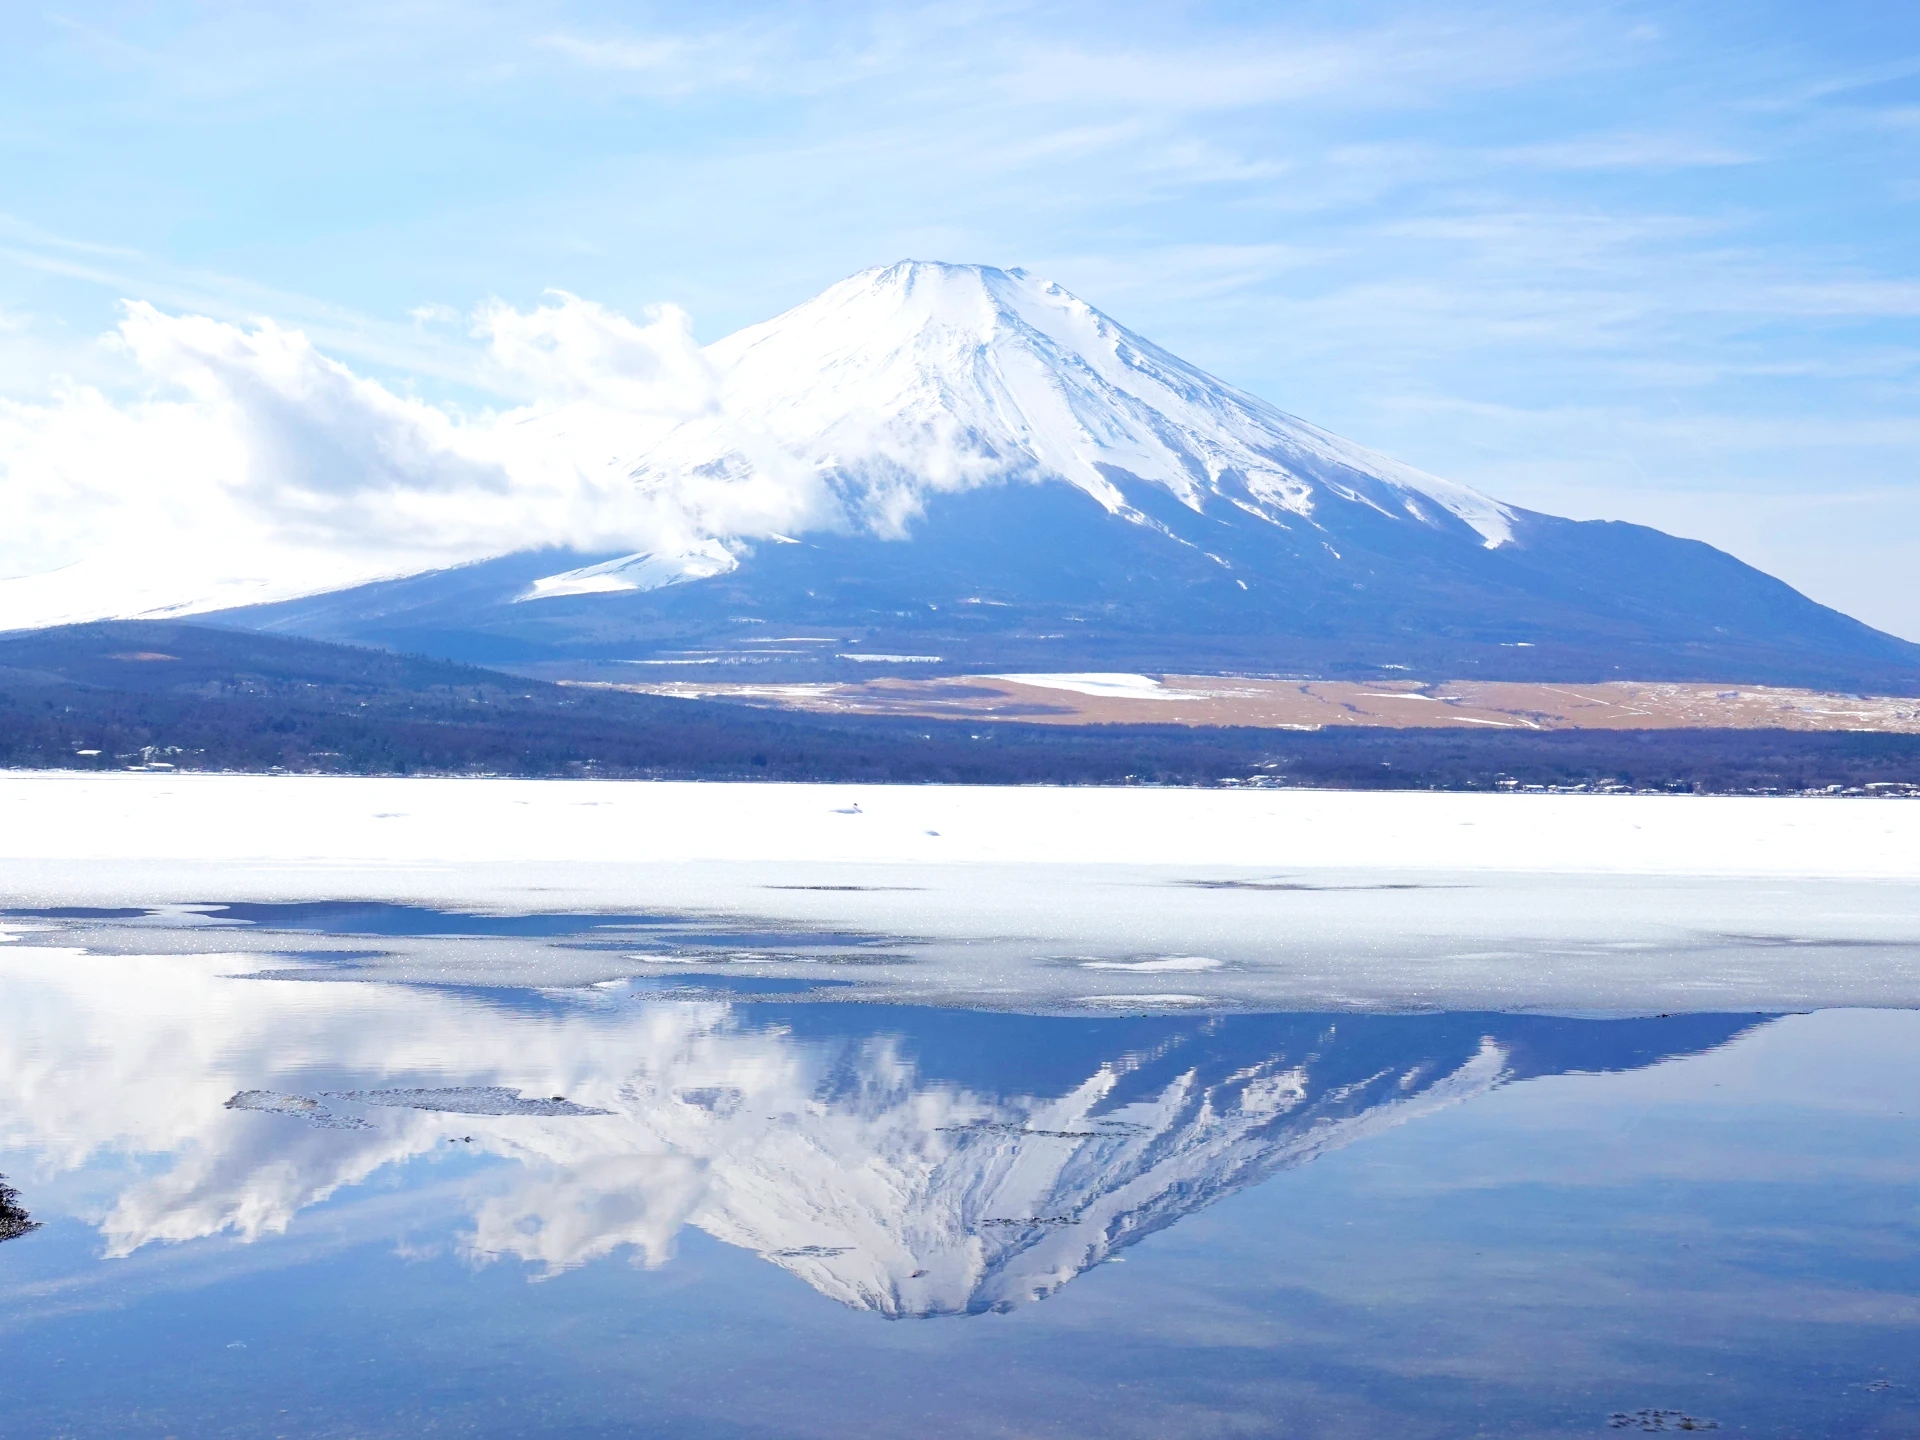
[3, 772, 1919, 1012]
[4, 770, 1914, 873]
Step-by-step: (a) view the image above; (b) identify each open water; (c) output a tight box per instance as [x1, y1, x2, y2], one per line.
[1, 903, 1916, 1437]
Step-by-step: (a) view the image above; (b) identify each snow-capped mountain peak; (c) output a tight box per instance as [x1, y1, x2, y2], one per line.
[179, 262, 1920, 690]
[621, 260, 1514, 552]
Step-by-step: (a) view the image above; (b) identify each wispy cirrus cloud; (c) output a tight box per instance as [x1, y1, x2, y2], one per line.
[1492, 133, 1757, 170]
[0, 213, 491, 394]
[535, 28, 776, 93]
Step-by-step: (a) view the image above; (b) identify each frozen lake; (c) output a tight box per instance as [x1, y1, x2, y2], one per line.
[2, 773, 1920, 1011]
[2, 775, 1917, 1435]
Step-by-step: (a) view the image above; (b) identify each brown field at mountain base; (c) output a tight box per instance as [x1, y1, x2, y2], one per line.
[584, 674, 1920, 733]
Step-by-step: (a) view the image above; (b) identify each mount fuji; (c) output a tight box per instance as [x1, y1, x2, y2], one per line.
[216, 261, 1920, 689]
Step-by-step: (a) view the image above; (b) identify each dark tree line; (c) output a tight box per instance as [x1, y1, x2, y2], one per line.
[2, 621, 1916, 793]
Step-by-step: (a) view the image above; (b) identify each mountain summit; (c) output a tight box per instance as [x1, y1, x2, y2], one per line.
[223, 261, 1920, 689]
[625, 260, 1512, 551]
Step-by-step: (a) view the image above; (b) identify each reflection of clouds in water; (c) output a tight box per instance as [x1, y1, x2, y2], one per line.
[471, 1154, 709, 1272]
[103, 1108, 428, 1256]
[3, 945, 1528, 1315]
[0, 946, 732, 1253]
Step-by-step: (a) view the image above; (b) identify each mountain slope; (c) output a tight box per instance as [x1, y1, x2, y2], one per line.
[643, 259, 1515, 546]
[212, 261, 1919, 688]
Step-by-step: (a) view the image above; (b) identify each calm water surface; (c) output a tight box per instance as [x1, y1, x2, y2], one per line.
[1, 905, 1916, 1438]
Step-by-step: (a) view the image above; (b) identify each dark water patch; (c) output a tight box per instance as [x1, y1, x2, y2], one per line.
[2, 906, 158, 920]
[627, 974, 860, 996]
[227, 949, 396, 973]
[634, 927, 906, 951]
[228, 974, 861, 1013]
[202, 901, 685, 938]
[186, 900, 910, 959]
[655, 950, 911, 967]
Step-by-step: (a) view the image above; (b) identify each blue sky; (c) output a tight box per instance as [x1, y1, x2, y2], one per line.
[3, 0, 1918, 636]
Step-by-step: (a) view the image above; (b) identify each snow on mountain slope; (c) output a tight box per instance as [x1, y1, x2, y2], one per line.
[0, 261, 1510, 633]
[517, 539, 739, 600]
[30, 260, 1906, 685]
[552, 260, 1513, 592]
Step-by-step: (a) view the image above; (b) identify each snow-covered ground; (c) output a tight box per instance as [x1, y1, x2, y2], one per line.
[3, 772, 1918, 1012]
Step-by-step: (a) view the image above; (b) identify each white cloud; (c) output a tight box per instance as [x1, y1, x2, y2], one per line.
[0, 294, 817, 628]
[535, 27, 777, 95]
[1493, 132, 1756, 170]
[540, 32, 692, 73]
[475, 290, 716, 412]
[0, 219, 488, 389]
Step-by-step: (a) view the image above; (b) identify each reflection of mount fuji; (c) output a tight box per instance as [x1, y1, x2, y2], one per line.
[655, 1007, 1757, 1316]
[0, 940, 1763, 1320]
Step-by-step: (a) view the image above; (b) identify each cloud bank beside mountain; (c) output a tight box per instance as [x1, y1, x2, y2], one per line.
[0, 262, 1525, 632]
[0, 293, 828, 628]
[3, 260, 1912, 699]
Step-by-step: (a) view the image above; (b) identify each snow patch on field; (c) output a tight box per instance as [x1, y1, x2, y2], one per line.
[989, 673, 1196, 700]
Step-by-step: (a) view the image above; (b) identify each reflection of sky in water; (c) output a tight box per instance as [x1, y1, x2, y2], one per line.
[0, 924, 1917, 1437]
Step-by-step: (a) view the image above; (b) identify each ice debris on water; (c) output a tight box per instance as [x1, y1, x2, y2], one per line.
[224, 1091, 370, 1129]
[937, 1121, 1146, 1139]
[1609, 1410, 1719, 1432]
[1078, 956, 1223, 972]
[326, 1087, 612, 1117]
[677, 1086, 744, 1115]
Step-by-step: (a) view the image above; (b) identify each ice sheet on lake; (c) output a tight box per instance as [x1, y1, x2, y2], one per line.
[225, 1089, 371, 1129]
[6, 772, 1918, 875]
[2, 772, 1919, 1012]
